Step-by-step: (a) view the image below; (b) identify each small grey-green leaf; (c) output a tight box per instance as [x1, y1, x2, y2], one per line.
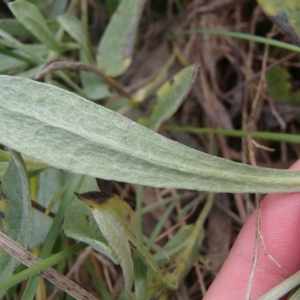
[0, 151, 33, 298]
[86, 201, 135, 300]
[57, 14, 89, 51]
[139, 65, 197, 131]
[49, 0, 68, 18]
[63, 199, 118, 263]
[57, 14, 111, 100]
[9, 0, 63, 51]
[97, 0, 147, 76]
[80, 49, 110, 100]
[29, 169, 61, 248]
[1, 76, 300, 193]
[132, 55, 175, 102]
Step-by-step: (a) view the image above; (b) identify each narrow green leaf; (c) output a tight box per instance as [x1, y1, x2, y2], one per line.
[139, 65, 197, 131]
[1, 76, 300, 193]
[173, 194, 212, 282]
[97, 0, 147, 76]
[133, 252, 147, 300]
[257, 0, 300, 45]
[85, 259, 114, 300]
[0, 18, 33, 37]
[177, 28, 300, 53]
[132, 55, 175, 103]
[0, 52, 27, 73]
[0, 242, 86, 292]
[9, 0, 63, 51]
[57, 14, 89, 51]
[163, 125, 300, 144]
[146, 201, 177, 250]
[154, 225, 194, 265]
[0, 152, 33, 298]
[0, 28, 42, 63]
[0, 18, 59, 38]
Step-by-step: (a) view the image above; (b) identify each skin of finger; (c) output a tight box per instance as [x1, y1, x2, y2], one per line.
[204, 160, 300, 300]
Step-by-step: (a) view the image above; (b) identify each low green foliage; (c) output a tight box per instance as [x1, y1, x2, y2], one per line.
[1, 0, 300, 299]
[266, 66, 300, 104]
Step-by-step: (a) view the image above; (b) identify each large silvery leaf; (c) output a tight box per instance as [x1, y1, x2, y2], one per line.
[0, 152, 33, 297]
[1, 75, 300, 193]
[97, 0, 147, 76]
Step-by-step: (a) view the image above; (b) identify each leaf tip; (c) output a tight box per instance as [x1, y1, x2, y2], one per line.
[74, 191, 114, 209]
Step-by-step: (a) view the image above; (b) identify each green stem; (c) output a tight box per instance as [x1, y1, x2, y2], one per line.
[163, 125, 300, 144]
[0, 242, 86, 291]
[174, 29, 300, 53]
